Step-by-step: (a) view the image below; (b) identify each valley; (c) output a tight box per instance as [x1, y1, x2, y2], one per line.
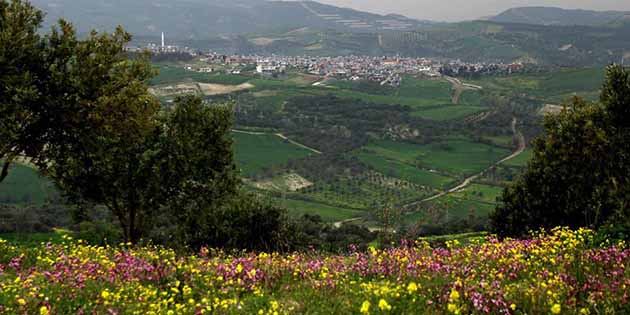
[141, 60, 606, 231]
[2, 59, 605, 232]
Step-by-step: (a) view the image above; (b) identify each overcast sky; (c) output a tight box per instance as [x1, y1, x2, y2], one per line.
[314, 0, 630, 22]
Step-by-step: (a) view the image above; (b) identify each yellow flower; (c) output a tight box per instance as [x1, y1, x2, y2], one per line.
[579, 308, 590, 315]
[101, 290, 110, 299]
[551, 304, 561, 314]
[270, 300, 279, 311]
[378, 299, 391, 311]
[447, 303, 458, 313]
[17, 298, 26, 306]
[360, 300, 371, 314]
[449, 289, 460, 301]
[510, 304, 516, 311]
[40, 306, 49, 315]
[236, 263, 244, 273]
[407, 282, 418, 294]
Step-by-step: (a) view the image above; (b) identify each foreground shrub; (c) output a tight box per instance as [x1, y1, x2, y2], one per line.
[0, 227, 628, 314]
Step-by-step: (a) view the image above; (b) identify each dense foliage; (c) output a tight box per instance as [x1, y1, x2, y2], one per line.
[0, 228, 628, 314]
[492, 65, 630, 238]
[0, 1, 293, 250]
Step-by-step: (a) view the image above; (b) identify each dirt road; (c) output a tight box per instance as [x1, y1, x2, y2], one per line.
[232, 129, 322, 154]
[332, 117, 526, 227]
[443, 76, 482, 104]
[403, 117, 525, 208]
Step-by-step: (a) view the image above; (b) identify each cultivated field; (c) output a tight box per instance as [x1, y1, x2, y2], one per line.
[232, 132, 314, 177]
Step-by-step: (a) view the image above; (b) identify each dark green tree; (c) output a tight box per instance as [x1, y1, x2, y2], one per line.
[52, 96, 239, 243]
[1, 1, 157, 184]
[491, 65, 630, 237]
[0, 0, 46, 182]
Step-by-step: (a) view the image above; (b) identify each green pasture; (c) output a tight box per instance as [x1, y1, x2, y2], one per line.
[151, 65, 251, 86]
[361, 139, 509, 177]
[232, 132, 313, 177]
[412, 105, 486, 121]
[451, 184, 503, 204]
[503, 148, 533, 167]
[465, 68, 604, 103]
[403, 195, 496, 224]
[354, 149, 453, 189]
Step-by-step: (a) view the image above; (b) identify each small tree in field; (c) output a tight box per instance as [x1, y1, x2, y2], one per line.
[54, 96, 239, 243]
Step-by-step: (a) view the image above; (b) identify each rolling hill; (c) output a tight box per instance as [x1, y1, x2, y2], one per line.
[30, 0, 431, 39]
[233, 21, 630, 66]
[490, 7, 630, 26]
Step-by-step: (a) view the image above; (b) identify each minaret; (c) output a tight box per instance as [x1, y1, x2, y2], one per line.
[161, 32, 165, 48]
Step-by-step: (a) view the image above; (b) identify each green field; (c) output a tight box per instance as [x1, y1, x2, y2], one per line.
[504, 148, 533, 167]
[414, 140, 510, 176]
[275, 198, 364, 222]
[232, 132, 314, 177]
[451, 184, 503, 204]
[403, 195, 496, 224]
[485, 135, 515, 147]
[355, 150, 453, 189]
[412, 105, 486, 121]
[0, 164, 56, 205]
[465, 68, 605, 103]
[361, 139, 510, 177]
[296, 176, 433, 210]
[325, 77, 455, 110]
[0, 231, 65, 246]
[396, 77, 453, 101]
[151, 65, 251, 86]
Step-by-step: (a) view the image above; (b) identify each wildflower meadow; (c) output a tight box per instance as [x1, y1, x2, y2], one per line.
[0, 228, 628, 314]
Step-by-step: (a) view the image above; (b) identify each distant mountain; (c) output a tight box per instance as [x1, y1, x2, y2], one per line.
[31, 0, 431, 39]
[490, 7, 630, 26]
[214, 20, 630, 67]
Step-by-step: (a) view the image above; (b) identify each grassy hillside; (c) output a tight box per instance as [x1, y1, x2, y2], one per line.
[232, 132, 314, 177]
[466, 68, 605, 103]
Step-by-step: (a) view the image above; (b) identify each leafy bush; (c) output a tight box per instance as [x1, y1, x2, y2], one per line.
[492, 65, 630, 237]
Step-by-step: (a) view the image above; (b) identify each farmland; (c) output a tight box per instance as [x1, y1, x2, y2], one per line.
[464, 68, 605, 103]
[1, 63, 605, 230]
[359, 139, 510, 178]
[232, 132, 314, 177]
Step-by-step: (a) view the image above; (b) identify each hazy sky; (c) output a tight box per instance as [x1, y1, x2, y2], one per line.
[314, 0, 630, 22]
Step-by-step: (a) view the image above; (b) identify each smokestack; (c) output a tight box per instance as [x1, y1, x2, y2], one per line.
[161, 32, 165, 48]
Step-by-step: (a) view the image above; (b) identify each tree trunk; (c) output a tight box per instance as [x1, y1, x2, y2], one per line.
[0, 160, 11, 184]
[128, 207, 137, 244]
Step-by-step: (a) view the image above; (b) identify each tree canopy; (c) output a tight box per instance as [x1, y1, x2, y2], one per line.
[491, 65, 630, 237]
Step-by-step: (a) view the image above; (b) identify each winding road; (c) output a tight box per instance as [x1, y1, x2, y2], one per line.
[333, 117, 526, 227]
[403, 117, 525, 207]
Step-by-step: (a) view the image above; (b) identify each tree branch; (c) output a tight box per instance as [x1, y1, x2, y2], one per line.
[0, 159, 12, 184]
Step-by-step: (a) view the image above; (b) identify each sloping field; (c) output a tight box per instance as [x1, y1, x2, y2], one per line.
[233, 132, 313, 177]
